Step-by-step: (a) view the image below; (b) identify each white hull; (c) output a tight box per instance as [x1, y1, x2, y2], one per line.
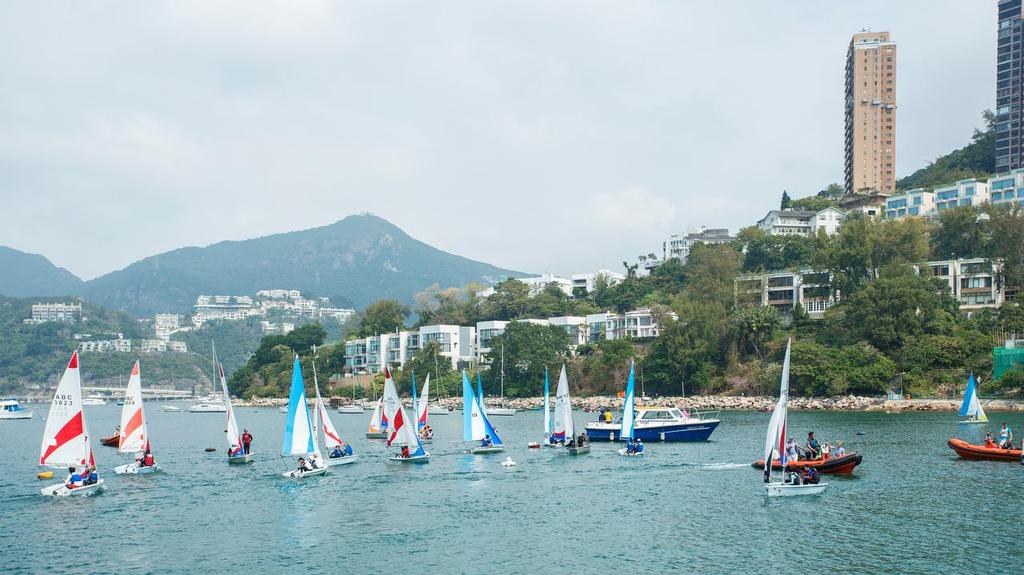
[543, 442, 562, 449]
[189, 404, 227, 413]
[470, 445, 505, 454]
[337, 406, 364, 414]
[958, 419, 988, 424]
[617, 448, 645, 456]
[281, 466, 328, 479]
[765, 482, 828, 497]
[487, 408, 517, 416]
[114, 463, 160, 475]
[567, 445, 590, 456]
[390, 454, 430, 463]
[0, 410, 33, 420]
[82, 399, 107, 406]
[42, 479, 106, 497]
[279, 406, 289, 413]
[427, 407, 450, 415]
[366, 431, 388, 439]
[161, 405, 181, 412]
[228, 453, 255, 464]
[325, 455, 359, 466]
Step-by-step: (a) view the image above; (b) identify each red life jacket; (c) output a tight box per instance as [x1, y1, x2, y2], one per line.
[144, 454, 155, 466]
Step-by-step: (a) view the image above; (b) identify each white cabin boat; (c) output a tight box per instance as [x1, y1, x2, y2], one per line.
[0, 398, 34, 420]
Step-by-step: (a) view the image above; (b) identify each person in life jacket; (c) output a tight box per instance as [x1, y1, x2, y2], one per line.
[634, 438, 644, 454]
[137, 449, 155, 467]
[480, 434, 493, 448]
[805, 432, 821, 459]
[65, 467, 81, 489]
[401, 445, 410, 458]
[802, 466, 819, 485]
[241, 429, 253, 454]
[330, 445, 344, 458]
[84, 467, 98, 485]
[997, 423, 1013, 449]
[984, 432, 997, 449]
[344, 443, 353, 456]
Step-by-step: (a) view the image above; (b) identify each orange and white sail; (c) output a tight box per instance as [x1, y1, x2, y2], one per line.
[118, 360, 149, 454]
[39, 352, 91, 469]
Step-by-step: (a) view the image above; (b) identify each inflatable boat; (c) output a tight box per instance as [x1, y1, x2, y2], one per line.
[752, 452, 863, 475]
[947, 438, 1022, 462]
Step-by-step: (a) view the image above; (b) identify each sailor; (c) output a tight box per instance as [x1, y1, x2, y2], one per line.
[296, 457, 312, 472]
[330, 445, 344, 458]
[242, 429, 253, 454]
[634, 438, 644, 454]
[805, 432, 821, 459]
[604, 409, 612, 424]
[833, 441, 846, 457]
[480, 434, 493, 448]
[984, 432, 997, 449]
[997, 423, 1013, 449]
[802, 466, 819, 485]
[785, 437, 801, 462]
[65, 467, 81, 489]
[401, 445, 411, 458]
[625, 438, 635, 454]
[344, 443, 353, 456]
[137, 449, 155, 467]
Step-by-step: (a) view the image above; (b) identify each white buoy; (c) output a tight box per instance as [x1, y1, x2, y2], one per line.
[501, 457, 516, 467]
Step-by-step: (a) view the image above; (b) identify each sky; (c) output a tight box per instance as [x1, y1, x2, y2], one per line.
[0, 1, 995, 280]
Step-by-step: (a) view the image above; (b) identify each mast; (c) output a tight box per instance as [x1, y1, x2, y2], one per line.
[500, 342, 505, 400]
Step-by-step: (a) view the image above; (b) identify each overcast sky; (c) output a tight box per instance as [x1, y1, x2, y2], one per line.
[0, 1, 995, 280]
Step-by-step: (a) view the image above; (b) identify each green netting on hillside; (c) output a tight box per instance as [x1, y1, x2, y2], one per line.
[993, 346, 1024, 379]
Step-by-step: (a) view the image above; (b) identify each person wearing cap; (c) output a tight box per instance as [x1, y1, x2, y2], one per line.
[805, 432, 821, 459]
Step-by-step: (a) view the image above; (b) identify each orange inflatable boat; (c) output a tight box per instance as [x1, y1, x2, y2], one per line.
[947, 438, 1022, 462]
[751, 452, 863, 475]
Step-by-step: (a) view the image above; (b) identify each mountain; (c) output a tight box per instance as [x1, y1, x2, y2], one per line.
[0, 246, 83, 297]
[79, 214, 523, 316]
[897, 111, 995, 191]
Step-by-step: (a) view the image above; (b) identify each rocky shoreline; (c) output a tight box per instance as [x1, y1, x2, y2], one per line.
[243, 395, 1024, 412]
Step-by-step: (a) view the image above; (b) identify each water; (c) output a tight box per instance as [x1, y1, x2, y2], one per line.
[3, 406, 1022, 574]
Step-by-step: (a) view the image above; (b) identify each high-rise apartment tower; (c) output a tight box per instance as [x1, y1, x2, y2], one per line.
[844, 31, 897, 195]
[998, 1, 1023, 172]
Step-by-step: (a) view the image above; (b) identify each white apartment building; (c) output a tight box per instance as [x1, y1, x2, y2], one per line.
[26, 302, 82, 324]
[154, 313, 182, 341]
[345, 325, 475, 374]
[548, 315, 588, 346]
[138, 339, 188, 353]
[570, 270, 625, 296]
[735, 270, 836, 319]
[78, 337, 131, 353]
[887, 178, 1006, 221]
[927, 258, 1014, 312]
[586, 309, 670, 341]
[260, 321, 295, 335]
[989, 169, 1024, 207]
[884, 189, 937, 220]
[756, 207, 846, 237]
[663, 226, 735, 262]
[476, 320, 509, 357]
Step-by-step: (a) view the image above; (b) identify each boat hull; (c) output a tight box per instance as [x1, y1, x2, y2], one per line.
[365, 431, 388, 439]
[617, 448, 645, 456]
[189, 405, 227, 413]
[325, 455, 358, 466]
[567, 445, 590, 456]
[947, 438, 1022, 462]
[281, 467, 328, 478]
[337, 406, 364, 414]
[100, 435, 119, 447]
[390, 454, 430, 463]
[470, 446, 505, 454]
[228, 453, 255, 464]
[427, 408, 450, 415]
[0, 410, 33, 420]
[765, 482, 828, 497]
[586, 420, 720, 442]
[114, 463, 160, 475]
[42, 479, 106, 497]
[751, 452, 863, 475]
[487, 408, 517, 416]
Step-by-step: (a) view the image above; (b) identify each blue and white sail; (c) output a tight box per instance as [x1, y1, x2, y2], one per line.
[281, 355, 318, 458]
[620, 361, 637, 441]
[958, 372, 988, 422]
[543, 367, 551, 439]
[464, 372, 502, 445]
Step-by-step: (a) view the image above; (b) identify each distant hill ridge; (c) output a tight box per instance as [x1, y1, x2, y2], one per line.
[0, 214, 524, 316]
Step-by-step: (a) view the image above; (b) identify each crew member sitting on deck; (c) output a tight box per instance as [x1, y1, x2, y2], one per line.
[65, 467, 82, 489]
[330, 445, 344, 458]
[480, 434, 493, 448]
[296, 457, 312, 472]
[984, 432, 997, 449]
[805, 432, 821, 459]
[401, 445, 411, 458]
[998, 423, 1013, 449]
[625, 438, 635, 454]
[137, 449, 155, 467]
[801, 466, 819, 485]
[634, 438, 644, 454]
[85, 467, 99, 485]
[833, 441, 845, 457]
[420, 425, 433, 440]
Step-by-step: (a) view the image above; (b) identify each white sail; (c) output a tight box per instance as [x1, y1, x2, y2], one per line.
[39, 352, 91, 469]
[117, 360, 148, 454]
[281, 356, 318, 457]
[763, 339, 791, 479]
[382, 368, 422, 451]
[368, 398, 383, 432]
[217, 362, 243, 452]
[417, 374, 430, 430]
[311, 360, 343, 450]
[552, 364, 574, 441]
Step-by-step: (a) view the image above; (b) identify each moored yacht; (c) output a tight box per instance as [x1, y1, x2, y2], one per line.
[0, 398, 34, 419]
[586, 406, 719, 442]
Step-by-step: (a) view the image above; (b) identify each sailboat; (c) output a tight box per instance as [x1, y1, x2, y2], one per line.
[463, 371, 504, 454]
[616, 361, 641, 456]
[365, 376, 388, 439]
[488, 343, 517, 416]
[39, 352, 105, 496]
[763, 339, 827, 497]
[280, 356, 327, 478]
[537, 367, 557, 448]
[211, 345, 252, 464]
[412, 372, 433, 443]
[382, 367, 429, 463]
[958, 372, 988, 424]
[114, 361, 159, 474]
[337, 373, 364, 414]
[553, 364, 588, 455]
[311, 356, 357, 466]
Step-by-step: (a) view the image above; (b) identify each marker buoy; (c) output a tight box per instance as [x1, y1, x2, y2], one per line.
[37, 471, 54, 480]
[204, 447, 217, 452]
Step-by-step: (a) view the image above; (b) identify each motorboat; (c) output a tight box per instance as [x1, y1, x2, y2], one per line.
[586, 407, 720, 442]
[337, 404, 364, 414]
[82, 396, 108, 406]
[189, 401, 227, 413]
[161, 405, 181, 412]
[947, 438, 1023, 462]
[752, 452, 863, 475]
[0, 398, 34, 419]
[486, 407, 517, 416]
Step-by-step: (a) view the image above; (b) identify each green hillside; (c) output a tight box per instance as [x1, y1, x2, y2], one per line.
[896, 111, 995, 191]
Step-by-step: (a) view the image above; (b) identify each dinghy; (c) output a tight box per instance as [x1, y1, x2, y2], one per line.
[280, 356, 328, 479]
[212, 347, 253, 464]
[958, 372, 988, 424]
[382, 367, 430, 463]
[365, 397, 388, 439]
[114, 361, 160, 474]
[616, 362, 643, 456]
[311, 354, 357, 467]
[553, 365, 589, 455]
[413, 372, 433, 443]
[763, 340, 827, 497]
[463, 371, 504, 454]
[541, 367, 558, 448]
[39, 352, 106, 497]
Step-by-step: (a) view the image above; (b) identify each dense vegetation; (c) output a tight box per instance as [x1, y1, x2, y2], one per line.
[896, 111, 995, 191]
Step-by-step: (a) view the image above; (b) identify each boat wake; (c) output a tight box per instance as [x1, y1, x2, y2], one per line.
[701, 463, 748, 471]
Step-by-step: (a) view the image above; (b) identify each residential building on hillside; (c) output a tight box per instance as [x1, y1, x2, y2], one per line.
[345, 325, 475, 374]
[78, 337, 131, 353]
[927, 258, 1015, 312]
[988, 169, 1024, 206]
[191, 290, 354, 328]
[260, 321, 295, 335]
[997, 1, 1024, 172]
[756, 207, 846, 236]
[548, 316, 588, 346]
[845, 30, 897, 195]
[154, 313, 183, 341]
[476, 320, 509, 356]
[663, 226, 735, 262]
[25, 302, 82, 324]
[885, 189, 936, 219]
[839, 191, 888, 218]
[570, 270, 625, 296]
[139, 340, 188, 353]
[884, 179, 992, 220]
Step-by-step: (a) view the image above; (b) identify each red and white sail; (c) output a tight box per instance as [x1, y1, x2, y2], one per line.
[118, 360, 149, 454]
[417, 374, 430, 430]
[39, 352, 91, 469]
[382, 367, 419, 449]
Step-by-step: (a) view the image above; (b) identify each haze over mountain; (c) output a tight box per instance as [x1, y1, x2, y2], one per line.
[0, 214, 523, 316]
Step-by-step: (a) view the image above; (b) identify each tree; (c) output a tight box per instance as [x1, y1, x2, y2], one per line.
[985, 203, 1024, 288]
[642, 299, 729, 395]
[681, 243, 742, 307]
[357, 299, 409, 337]
[816, 216, 929, 298]
[789, 195, 837, 211]
[736, 226, 817, 272]
[484, 322, 572, 397]
[486, 278, 532, 320]
[733, 305, 780, 359]
[780, 190, 792, 209]
[817, 183, 845, 200]
[930, 205, 983, 260]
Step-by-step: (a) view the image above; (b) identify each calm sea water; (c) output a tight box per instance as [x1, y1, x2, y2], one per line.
[2, 405, 1021, 574]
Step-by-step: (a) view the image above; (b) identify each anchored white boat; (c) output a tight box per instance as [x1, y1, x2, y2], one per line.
[280, 355, 328, 479]
[464, 371, 504, 454]
[763, 339, 827, 497]
[0, 398, 34, 420]
[160, 404, 181, 413]
[114, 361, 160, 475]
[958, 372, 988, 424]
[337, 404, 364, 414]
[189, 401, 227, 413]
[383, 367, 430, 463]
[39, 352, 106, 497]
[82, 396, 107, 406]
[311, 352, 357, 467]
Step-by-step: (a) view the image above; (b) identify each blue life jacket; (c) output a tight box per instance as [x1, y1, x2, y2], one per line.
[345, 444, 353, 455]
[635, 443, 644, 453]
[89, 472, 98, 482]
[70, 473, 82, 484]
